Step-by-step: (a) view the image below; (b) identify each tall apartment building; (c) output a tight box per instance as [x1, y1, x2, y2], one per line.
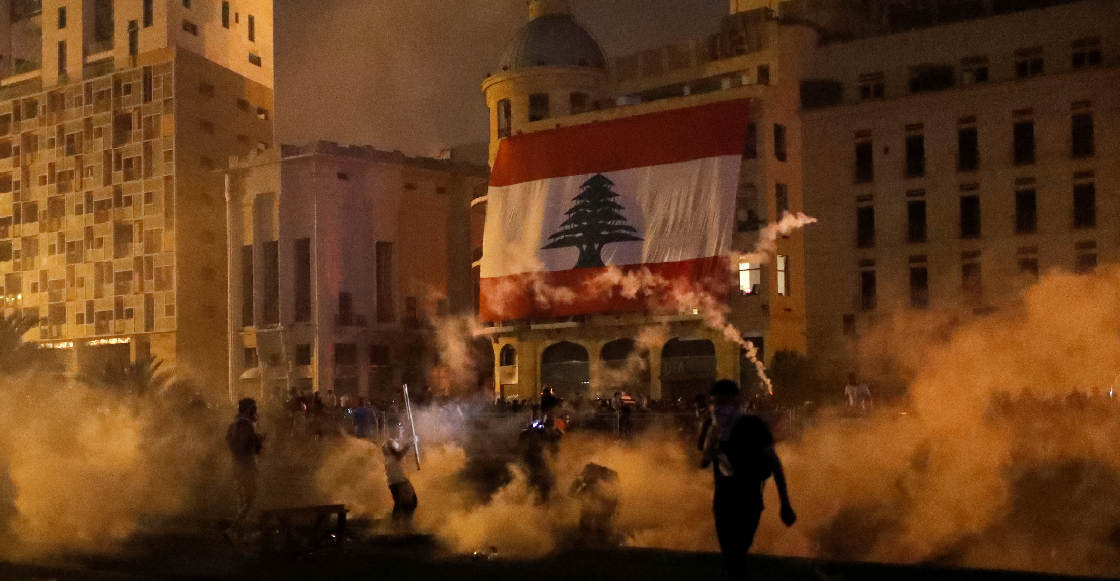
[480, 0, 1118, 399]
[225, 142, 488, 404]
[799, 0, 1119, 375]
[2, 0, 275, 393]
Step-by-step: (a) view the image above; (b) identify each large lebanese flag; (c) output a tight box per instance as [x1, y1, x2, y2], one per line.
[480, 98, 750, 322]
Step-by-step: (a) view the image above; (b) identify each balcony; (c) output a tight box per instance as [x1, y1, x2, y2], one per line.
[84, 40, 114, 64]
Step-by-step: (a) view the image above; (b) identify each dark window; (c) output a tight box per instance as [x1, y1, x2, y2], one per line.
[1076, 252, 1097, 273]
[1015, 190, 1037, 234]
[294, 238, 311, 322]
[1015, 57, 1043, 78]
[248, 14, 255, 42]
[743, 123, 757, 159]
[295, 344, 312, 365]
[241, 245, 253, 326]
[335, 344, 357, 366]
[1018, 257, 1039, 279]
[960, 195, 981, 238]
[1071, 113, 1094, 158]
[908, 200, 927, 243]
[756, 65, 770, 85]
[962, 262, 982, 304]
[1073, 183, 1096, 228]
[370, 345, 391, 366]
[248, 53, 262, 67]
[128, 21, 138, 56]
[843, 314, 856, 336]
[860, 270, 877, 311]
[57, 41, 66, 76]
[857, 206, 875, 248]
[95, 0, 114, 42]
[261, 240, 279, 325]
[496, 99, 511, 139]
[775, 184, 789, 217]
[855, 141, 873, 183]
[182, 20, 198, 35]
[905, 134, 925, 177]
[144, 293, 154, 331]
[244, 348, 259, 368]
[222, 2, 230, 28]
[958, 127, 978, 171]
[910, 267, 929, 309]
[376, 241, 394, 323]
[338, 291, 353, 325]
[528, 93, 549, 122]
[570, 92, 589, 114]
[909, 65, 954, 92]
[144, 0, 153, 27]
[773, 124, 787, 162]
[58, 7, 66, 28]
[1013, 121, 1035, 165]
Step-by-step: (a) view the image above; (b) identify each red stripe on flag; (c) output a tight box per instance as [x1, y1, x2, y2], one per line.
[489, 99, 751, 187]
[479, 257, 732, 322]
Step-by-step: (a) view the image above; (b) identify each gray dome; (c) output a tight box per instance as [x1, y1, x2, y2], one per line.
[498, 13, 606, 71]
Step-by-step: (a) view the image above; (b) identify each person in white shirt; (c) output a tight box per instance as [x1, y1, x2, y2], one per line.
[844, 373, 873, 412]
[382, 431, 417, 531]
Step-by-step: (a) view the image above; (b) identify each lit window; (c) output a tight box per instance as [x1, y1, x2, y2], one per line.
[776, 255, 790, 296]
[739, 262, 761, 295]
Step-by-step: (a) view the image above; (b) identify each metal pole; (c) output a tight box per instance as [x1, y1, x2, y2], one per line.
[225, 173, 235, 404]
[402, 383, 421, 470]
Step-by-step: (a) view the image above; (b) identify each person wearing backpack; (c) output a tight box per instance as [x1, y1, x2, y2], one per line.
[701, 379, 796, 580]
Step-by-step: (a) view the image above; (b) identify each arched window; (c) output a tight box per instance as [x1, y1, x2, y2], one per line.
[499, 344, 517, 367]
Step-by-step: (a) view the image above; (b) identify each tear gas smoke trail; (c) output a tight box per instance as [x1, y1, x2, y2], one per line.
[733, 212, 818, 266]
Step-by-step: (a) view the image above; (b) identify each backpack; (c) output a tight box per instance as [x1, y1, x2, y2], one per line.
[719, 415, 774, 483]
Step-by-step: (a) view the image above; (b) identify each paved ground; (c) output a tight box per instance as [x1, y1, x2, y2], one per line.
[0, 525, 1111, 581]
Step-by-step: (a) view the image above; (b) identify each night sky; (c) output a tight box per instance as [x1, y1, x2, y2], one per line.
[273, 0, 728, 157]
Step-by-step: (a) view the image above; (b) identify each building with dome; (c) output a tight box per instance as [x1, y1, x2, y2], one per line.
[476, 0, 1120, 402]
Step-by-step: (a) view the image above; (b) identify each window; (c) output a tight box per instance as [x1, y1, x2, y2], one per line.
[248, 15, 256, 42]
[775, 184, 789, 217]
[57, 42, 66, 77]
[1013, 121, 1035, 165]
[860, 270, 876, 311]
[241, 246, 253, 326]
[293, 238, 311, 323]
[858, 72, 884, 100]
[962, 262, 982, 305]
[908, 200, 927, 243]
[1071, 38, 1102, 69]
[182, 20, 198, 35]
[338, 291, 353, 325]
[756, 65, 770, 86]
[960, 57, 988, 85]
[1015, 48, 1043, 78]
[222, 2, 230, 28]
[295, 344, 312, 366]
[58, 7, 66, 28]
[743, 123, 757, 159]
[1076, 251, 1097, 273]
[776, 255, 790, 296]
[739, 262, 761, 295]
[1073, 183, 1095, 228]
[773, 124, 787, 162]
[1015, 190, 1037, 234]
[144, 0, 153, 27]
[570, 92, 589, 114]
[909, 65, 954, 93]
[256, 107, 269, 120]
[237, 98, 250, 111]
[528, 93, 549, 122]
[1018, 257, 1039, 280]
[376, 241, 394, 323]
[1071, 113, 1093, 158]
[905, 133, 925, 177]
[736, 184, 760, 232]
[856, 205, 875, 248]
[261, 240, 279, 325]
[244, 348, 259, 368]
[248, 53, 262, 67]
[958, 126, 979, 171]
[854, 141, 873, 183]
[910, 267, 929, 309]
[496, 99, 512, 138]
[960, 195, 981, 238]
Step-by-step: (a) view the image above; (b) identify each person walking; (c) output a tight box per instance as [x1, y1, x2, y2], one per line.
[702, 380, 796, 581]
[226, 398, 264, 542]
[844, 373, 873, 412]
[382, 432, 418, 531]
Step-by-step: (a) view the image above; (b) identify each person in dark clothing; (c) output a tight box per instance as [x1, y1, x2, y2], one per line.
[701, 379, 795, 581]
[519, 394, 562, 503]
[226, 398, 264, 541]
[570, 462, 620, 544]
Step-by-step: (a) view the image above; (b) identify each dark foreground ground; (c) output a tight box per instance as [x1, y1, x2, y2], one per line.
[0, 523, 1109, 581]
